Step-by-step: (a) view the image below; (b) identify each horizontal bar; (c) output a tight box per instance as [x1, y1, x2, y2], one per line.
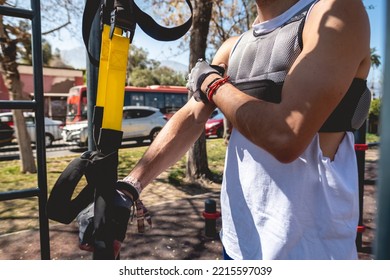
[0, 100, 37, 110]
[0, 188, 40, 201]
[0, 5, 34, 19]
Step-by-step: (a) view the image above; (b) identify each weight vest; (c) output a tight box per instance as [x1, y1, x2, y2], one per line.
[227, 5, 371, 132]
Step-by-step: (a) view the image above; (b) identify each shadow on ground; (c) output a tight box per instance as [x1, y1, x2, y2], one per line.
[0, 192, 222, 260]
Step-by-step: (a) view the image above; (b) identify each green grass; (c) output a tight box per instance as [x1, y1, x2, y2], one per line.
[366, 133, 380, 144]
[0, 138, 227, 235]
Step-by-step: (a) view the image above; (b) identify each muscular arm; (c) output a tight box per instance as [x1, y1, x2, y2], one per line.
[207, 0, 370, 162]
[128, 99, 214, 188]
[125, 37, 238, 189]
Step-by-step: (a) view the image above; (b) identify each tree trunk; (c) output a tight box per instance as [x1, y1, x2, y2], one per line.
[0, 24, 37, 173]
[11, 108, 37, 173]
[186, 0, 213, 181]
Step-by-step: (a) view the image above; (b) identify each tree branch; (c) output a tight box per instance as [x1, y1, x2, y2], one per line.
[42, 20, 71, 35]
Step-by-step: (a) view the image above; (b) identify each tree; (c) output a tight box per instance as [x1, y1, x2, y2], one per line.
[41, 39, 53, 65]
[129, 66, 186, 87]
[207, 0, 256, 57]
[370, 98, 381, 117]
[127, 45, 160, 74]
[18, 37, 56, 66]
[0, 4, 36, 173]
[126, 45, 186, 86]
[369, 98, 381, 134]
[0, 0, 84, 173]
[150, 66, 186, 86]
[370, 48, 381, 69]
[129, 68, 156, 86]
[185, 0, 214, 182]
[144, 0, 252, 59]
[369, 47, 381, 100]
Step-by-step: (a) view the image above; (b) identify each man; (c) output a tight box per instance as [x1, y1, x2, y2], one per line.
[117, 0, 371, 259]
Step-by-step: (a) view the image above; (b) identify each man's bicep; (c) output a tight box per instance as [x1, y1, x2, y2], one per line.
[300, 0, 369, 89]
[280, 0, 370, 128]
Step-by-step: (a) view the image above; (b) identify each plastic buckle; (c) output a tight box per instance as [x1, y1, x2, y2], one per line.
[109, 8, 136, 42]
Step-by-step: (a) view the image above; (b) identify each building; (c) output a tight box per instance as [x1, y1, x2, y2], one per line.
[0, 65, 84, 122]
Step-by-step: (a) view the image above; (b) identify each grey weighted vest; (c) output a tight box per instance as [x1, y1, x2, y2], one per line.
[227, 5, 371, 132]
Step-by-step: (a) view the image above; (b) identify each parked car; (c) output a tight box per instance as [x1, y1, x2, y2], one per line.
[205, 109, 225, 138]
[0, 112, 63, 147]
[0, 122, 14, 147]
[62, 106, 167, 147]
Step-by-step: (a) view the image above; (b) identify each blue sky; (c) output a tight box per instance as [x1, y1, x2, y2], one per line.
[366, 0, 386, 57]
[364, 0, 386, 96]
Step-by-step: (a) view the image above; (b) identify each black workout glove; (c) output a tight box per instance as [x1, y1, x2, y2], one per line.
[76, 185, 134, 252]
[186, 59, 225, 103]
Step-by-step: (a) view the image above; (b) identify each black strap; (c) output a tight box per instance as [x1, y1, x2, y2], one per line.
[133, 0, 193, 41]
[82, 0, 193, 66]
[82, 0, 102, 66]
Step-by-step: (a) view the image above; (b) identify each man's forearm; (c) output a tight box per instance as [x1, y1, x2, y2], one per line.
[125, 100, 213, 190]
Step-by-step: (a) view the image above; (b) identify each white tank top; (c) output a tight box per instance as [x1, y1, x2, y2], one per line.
[221, 131, 359, 260]
[220, 0, 359, 260]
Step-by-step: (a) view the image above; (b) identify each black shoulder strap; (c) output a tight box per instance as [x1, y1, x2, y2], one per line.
[82, 0, 193, 66]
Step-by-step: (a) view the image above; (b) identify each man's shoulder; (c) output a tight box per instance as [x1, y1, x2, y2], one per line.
[304, 0, 369, 39]
[309, 0, 366, 18]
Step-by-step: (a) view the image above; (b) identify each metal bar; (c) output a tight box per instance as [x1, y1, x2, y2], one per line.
[374, 0, 390, 260]
[0, 100, 37, 110]
[31, 0, 51, 260]
[86, 9, 101, 151]
[368, 142, 380, 148]
[354, 122, 367, 251]
[0, 188, 40, 201]
[0, 5, 34, 19]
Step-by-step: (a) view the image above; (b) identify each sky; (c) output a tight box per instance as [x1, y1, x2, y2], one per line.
[364, 0, 386, 96]
[47, 0, 387, 93]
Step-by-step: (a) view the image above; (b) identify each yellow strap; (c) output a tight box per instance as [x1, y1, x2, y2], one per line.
[96, 25, 130, 131]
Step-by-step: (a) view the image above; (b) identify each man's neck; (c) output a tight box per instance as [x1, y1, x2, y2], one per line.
[255, 0, 300, 22]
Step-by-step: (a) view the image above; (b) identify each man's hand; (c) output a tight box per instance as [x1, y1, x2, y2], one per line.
[76, 188, 133, 258]
[186, 59, 225, 103]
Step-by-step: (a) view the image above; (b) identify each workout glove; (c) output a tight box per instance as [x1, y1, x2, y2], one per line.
[186, 59, 225, 103]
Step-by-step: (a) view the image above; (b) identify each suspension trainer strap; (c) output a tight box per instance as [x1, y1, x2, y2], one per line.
[47, 0, 193, 260]
[90, 0, 192, 260]
[83, 0, 193, 66]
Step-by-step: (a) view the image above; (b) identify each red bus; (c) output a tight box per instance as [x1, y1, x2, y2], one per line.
[66, 85, 189, 124]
